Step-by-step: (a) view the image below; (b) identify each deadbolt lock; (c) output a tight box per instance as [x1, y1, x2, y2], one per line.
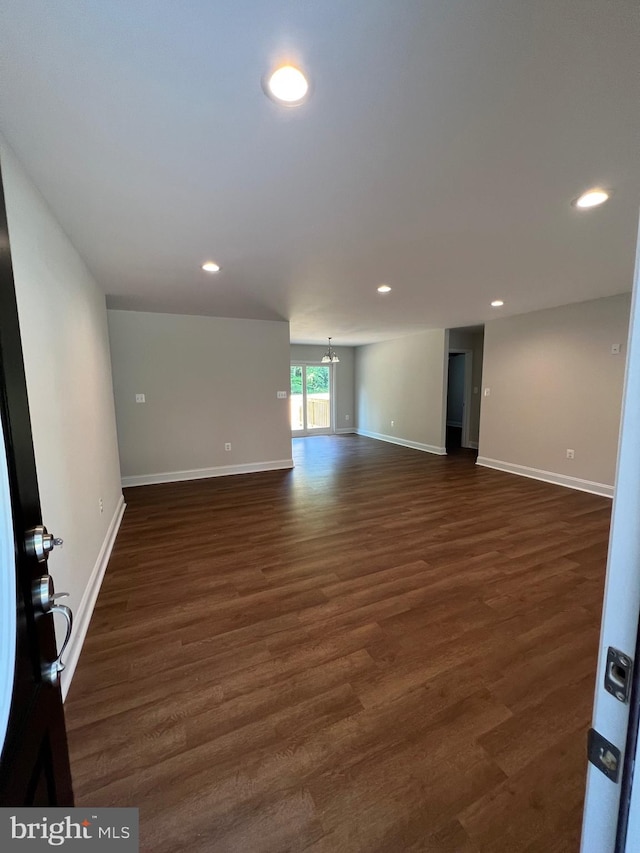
[25, 525, 63, 563]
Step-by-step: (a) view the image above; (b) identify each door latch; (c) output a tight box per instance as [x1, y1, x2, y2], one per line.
[604, 647, 633, 703]
[588, 728, 621, 782]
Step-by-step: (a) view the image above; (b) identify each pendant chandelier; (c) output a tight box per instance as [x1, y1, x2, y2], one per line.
[321, 337, 340, 363]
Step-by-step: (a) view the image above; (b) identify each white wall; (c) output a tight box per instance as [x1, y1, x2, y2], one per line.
[1, 138, 124, 697]
[290, 345, 355, 431]
[108, 310, 293, 485]
[355, 330, 448, 454]
[478, 293, 631, 495]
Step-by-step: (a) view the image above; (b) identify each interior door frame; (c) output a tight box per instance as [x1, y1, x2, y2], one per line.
[0, 154, 74, 805]
[580, 217, 640, 851]
[447, 348, 473, 448]
[290, 361, 335, 436]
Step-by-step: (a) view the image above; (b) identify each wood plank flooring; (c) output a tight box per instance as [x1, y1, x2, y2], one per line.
[64, 436, 612, 852]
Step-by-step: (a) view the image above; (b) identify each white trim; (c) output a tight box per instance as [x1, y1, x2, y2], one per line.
[476, 456, 614, 498]
[61, 494, 126, 701]
[356, 428, 447, 456]
[335, 427, 356, 434]
[122, 458, 294, 488]
[468, 441, 479, 450]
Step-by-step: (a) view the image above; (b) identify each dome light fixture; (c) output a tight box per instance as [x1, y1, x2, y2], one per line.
[491, 299, 504, 307]
[264, 64, 310, 106]
[377, 284, 392, 293]
[321, 337, 340, 364]
[202, 261, 220, 273]
[574, 188, 610, 209]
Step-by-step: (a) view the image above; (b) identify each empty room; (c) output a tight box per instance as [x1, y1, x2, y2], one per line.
[1, 2, 639, 852]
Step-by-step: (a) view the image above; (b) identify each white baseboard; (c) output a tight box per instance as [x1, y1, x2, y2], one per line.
[61, 494, 126, 701]
[467, 441, 479, 450]
[335, 427, 357, 434]
[122, 458, 294, 488]
[356, 429, 446, 456]
[476, 456, 614, 499]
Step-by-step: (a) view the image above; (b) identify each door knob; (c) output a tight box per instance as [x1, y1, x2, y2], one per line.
[32, 575, 73, 687]
[25, 525, 63, 563]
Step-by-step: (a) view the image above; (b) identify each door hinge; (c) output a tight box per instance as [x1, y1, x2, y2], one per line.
[588, 728, 621, 782]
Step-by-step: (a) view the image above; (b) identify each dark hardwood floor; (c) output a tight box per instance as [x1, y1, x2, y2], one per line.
[64, 435, 612, 852]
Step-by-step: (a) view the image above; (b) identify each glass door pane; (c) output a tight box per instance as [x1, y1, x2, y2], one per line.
[306, 365, 330, 430]
[290, 365, 304, 431]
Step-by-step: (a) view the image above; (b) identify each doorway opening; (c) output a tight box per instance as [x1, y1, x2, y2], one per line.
[290, 364, 333, 435]
[446, 351, 471, 452]
[445, 327, 484, 454]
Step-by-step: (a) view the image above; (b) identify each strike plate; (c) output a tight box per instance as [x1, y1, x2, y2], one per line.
[588, 728, 621, 783]
[604, 647, 633, 703]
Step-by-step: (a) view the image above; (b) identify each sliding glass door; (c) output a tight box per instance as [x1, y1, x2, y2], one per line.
[290, 364, 332, 435]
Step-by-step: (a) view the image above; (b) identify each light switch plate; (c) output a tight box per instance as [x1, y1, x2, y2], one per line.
[277, 391, 288, 399]
[135, 394, 146, 403]
[611, 344, 621, 354]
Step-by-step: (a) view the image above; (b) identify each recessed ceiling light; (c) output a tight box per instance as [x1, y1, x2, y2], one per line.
[264, 65, 310, 106]
[202, 261, 220, 273]
[377, 284, 392, 293]
[491, 300, 504, 307]
[574, 188, 610, 209]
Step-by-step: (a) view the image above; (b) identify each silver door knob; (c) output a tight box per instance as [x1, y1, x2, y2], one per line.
[25, 525, 63, 563]
[32, 575, 73, 687]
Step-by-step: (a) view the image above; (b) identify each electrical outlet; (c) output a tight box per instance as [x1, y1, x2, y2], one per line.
[391, 420, 395, 427]
[566, 449, 575, 460]
[484, 388, 491, 397]
[225, 442, 231, 452]
[135, 393, 146, 403]
[99, 498, 104, 514]
[345, 414, 350, 421]
[611, 344, 621, 355]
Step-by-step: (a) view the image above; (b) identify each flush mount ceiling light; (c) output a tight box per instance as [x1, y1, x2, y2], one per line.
[321, 337, 340, 364]
[202, 261, 220, 273]
[264, 64, 310, 106]
[573, 188, 610, 209]
[491, 300, 504, 307]
[377, 284, 392, 293]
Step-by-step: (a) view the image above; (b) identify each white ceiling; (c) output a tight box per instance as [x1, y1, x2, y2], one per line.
[1, 0, 638, 344]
